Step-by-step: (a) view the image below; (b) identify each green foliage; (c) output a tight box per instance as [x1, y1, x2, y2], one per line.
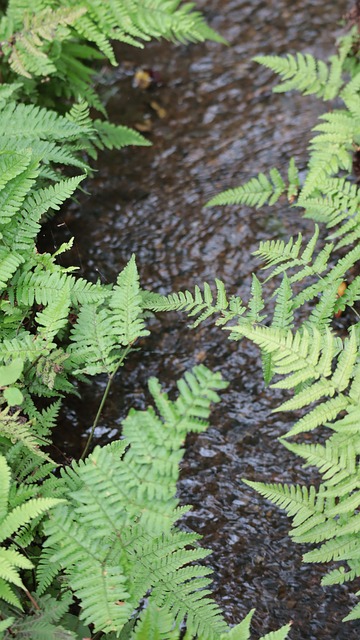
[206, 167, 287, 208]
[145, 279, 245, 328]
[0, 453, 63, 609]
[32, 366, 228, 638]
[0, 4, 241, 634]
[4, 0, 358, 635]
[206, 29, 360, 251]
[0, 1, 287, 633]
[154, 24, 360, 627]
[0, 0, 223, 110]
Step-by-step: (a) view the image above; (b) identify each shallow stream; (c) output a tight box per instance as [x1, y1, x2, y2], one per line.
[46, 1, 360, 637]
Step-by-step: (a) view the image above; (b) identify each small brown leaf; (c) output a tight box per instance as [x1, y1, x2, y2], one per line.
[133, 69, 152, 90]
[150, 100, 167, 119]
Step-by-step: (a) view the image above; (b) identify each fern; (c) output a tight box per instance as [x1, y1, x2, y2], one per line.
[253, 37, 353, 100]
[0, 453, 63, 609]
[3, 592, 82, 639]
[0, 406, 49, 457]
[0, 0, 224, 115]
[144, 280, 246, 328]
[207, 168, 286, 208]
[40, 366, 228, 638]
[68, 255, 149, 376]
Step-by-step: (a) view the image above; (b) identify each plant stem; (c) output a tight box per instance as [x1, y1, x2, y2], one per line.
[24, 590, 40, 610]
[80, 347, 131, 460]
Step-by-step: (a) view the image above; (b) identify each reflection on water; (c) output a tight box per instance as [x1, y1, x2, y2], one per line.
[46, 1, 360, 637]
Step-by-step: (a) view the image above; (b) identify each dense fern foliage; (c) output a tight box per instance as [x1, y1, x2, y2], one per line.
[148, 22, 360, 625]
[0, 0, 294, 637]
[0, 0, 224, 180]
[3, 0, 359, 634]
[0, 0, 224, 113]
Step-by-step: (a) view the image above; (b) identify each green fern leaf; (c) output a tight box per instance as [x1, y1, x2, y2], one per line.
[262, 274, 293, 385]
[321, 562, 360, 587]
[243, 480, 322, 529]
[220, 609, 255, 639]
[35, 285, 71, 342]
[283, 395, 350, 438]
[0, 406, 48, 457]
[0, 577, 22, 608]
[0, 249, 24, 291]
[0, 150, 39, 226]
[254, 52, 342, 99]
[260, 626, 292, 640]
[280, 439, 355, 486]
[144, 279, 244, 328]
[247, 275, 266, 324]
[292, 243, 360, 307]
[109, 255, 150, 346]
[206, 168, 285, 208]
[130, 600, 179, 639]
[0, 497, 64, 543]
[93, 119, 150, 150]
[3, 175, 84, 251]
[0, 454, 63, 609]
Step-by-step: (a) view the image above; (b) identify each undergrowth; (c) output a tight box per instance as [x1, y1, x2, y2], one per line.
[0, 0, 291, 639]
[1, 0, 359, 636]
[147, 15, 360, 627]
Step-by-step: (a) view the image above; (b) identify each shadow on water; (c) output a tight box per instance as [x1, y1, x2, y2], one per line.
[42, 0, 360, 637]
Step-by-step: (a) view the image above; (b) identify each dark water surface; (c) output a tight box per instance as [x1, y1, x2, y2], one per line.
[48, 1, 360, 637]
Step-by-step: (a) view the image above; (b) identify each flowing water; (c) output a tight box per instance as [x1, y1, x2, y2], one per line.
[45, 0, 360, 637]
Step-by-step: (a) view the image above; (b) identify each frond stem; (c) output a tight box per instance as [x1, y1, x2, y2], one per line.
[24, 589, 40, 610]
[80, 346, 131, 460]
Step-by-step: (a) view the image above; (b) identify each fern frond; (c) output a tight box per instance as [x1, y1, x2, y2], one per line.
[206, 168, 285, 208]
[243, 480, 323, 529]
[246, 275, 266, 324]
[0, 149, 39, 226]
[6, 591, 81, 639]
[3, 175, 84, 251]
[0, 101, 85, 142]
[312, 110, 357, 146]
[231, 325, 334, 391]
[321, 562, 360, 586]
[254, 52, 343, 99]
[305, 281, 341, 331]
[262, 275, 294, 385]
[259, 625, 292, 640]
[93, 119, 150, 150]
[0, 497, 64, 543]
[39, 366, 227, 636]
[130, 599, 180, 639]
[35, 285, 71, 342]
[109, 254, 150, 346]
[292, 243, 360, 308]
[300, 180, 360, 228]
[280, 439, 356, 486]
[5, 7, 87, 78]
[0, 454, 63, 608]
[68, 302, 123, 376]
[0, 249, 24, 291]
[334, 275, 360, 314]
[44, 503, 133, 633]
[68, 256, 147, 375]
[283, 395, 350, 437]
[0, 406, 47, 457]
[301, 146, 352, 199]
[145, 279, 245, 328]
[303, 533, 360, 564]
[15, 268, 106, 307]
[71, 365, 227, 533]
[254, 224, 333, 286]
